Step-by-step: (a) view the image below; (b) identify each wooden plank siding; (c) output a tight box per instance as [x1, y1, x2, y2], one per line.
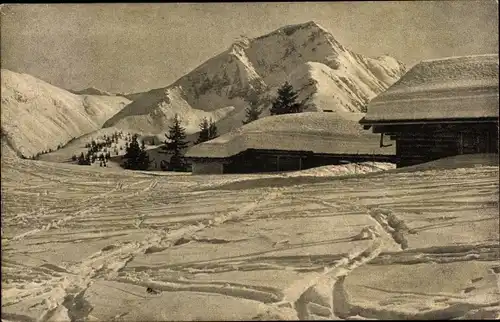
[189, 149, 398, 174]
[385, 121, 499, 168]
[226, 151, 397, 174]
[222, 150, 309, 174]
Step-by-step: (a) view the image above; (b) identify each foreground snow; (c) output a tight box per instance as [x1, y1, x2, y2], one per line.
[284, 162, 395, 177]
[1, 156, 498, 321]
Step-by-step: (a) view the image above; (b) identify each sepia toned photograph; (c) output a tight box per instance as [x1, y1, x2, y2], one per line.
[1, 1, 498, 321]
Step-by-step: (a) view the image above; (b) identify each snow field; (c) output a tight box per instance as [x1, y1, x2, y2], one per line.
[1, 155, 498, 320]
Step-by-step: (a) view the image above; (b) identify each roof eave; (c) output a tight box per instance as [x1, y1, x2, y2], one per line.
[359, 116, 499, 126]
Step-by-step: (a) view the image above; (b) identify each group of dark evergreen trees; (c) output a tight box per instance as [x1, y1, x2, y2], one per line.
[194, 118, 218, 144]
[122, 135, 151, 170]
[157, 115, 218, 171]
[123, 81, 303, 172]
[72, 131, 123, 167]
[68, 81, 304, 172]
[73, 146, 112, 167]
[120, 115, 218, 172]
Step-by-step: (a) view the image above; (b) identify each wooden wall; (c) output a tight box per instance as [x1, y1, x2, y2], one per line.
[387, 122, 498, 168]
[220, 149, 396, 174]
[222, 149, 308, 174]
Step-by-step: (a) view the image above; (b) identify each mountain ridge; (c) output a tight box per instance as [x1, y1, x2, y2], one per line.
[103, 21, 406, 135]
[1, 21, 407, 158]
[1, 69, 131, 157]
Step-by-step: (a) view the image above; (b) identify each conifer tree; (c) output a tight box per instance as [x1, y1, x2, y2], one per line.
[195, 117, 218, 144]
[243, 91, 263, 125]
[122, 134, 151, 170]
[270, 81, 304, 115]
[195, 118, 210, 144]
[163, 114, 189, 171]
[243, 102, 263, 125]
[77, 152, 86, 165]
[77, 152, 91, 165]
[208, 118, 218, 140]
[85, 152, 91, 165]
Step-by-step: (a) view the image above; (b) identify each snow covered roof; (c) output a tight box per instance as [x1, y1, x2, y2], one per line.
[361, 54, 499, 123]
[185, 112, 394, 159]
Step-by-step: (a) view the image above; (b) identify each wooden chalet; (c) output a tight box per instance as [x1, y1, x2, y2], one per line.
[360, 54, 499, 168]
[185, 112, 396, 174]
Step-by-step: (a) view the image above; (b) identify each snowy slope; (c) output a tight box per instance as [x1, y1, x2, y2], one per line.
[0, 140, 18, 159]
[1, 129, 20, 160]
[1, 155, 498, 321]
[103, 86, 235, 135]
[284, 162, 395, 177]
[1, 69, 131, 157]
[104, 21, 406, 136]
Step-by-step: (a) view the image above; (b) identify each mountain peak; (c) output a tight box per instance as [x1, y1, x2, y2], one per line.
[229, 36, 251, 53]
[255, 20, 331, 41]
[302, 20, 327, 29]
[281, 20, 327, 32]
[104, 21, 406, 137]
[229, 21, 328, 54]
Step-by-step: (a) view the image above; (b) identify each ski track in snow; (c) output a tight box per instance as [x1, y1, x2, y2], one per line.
[1, 158, 499, 321]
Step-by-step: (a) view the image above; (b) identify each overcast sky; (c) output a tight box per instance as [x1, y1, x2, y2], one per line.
[1, 1, 498, 93]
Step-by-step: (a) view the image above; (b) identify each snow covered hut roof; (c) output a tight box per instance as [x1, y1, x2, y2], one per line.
[361, 54, 499, 123]
[185, 112, 394, 159]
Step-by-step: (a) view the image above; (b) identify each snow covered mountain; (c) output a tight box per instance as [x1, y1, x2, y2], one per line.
[103, 21, 406, 135]
[1, 21, 406, 159]
[1, 69, 131, 158]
